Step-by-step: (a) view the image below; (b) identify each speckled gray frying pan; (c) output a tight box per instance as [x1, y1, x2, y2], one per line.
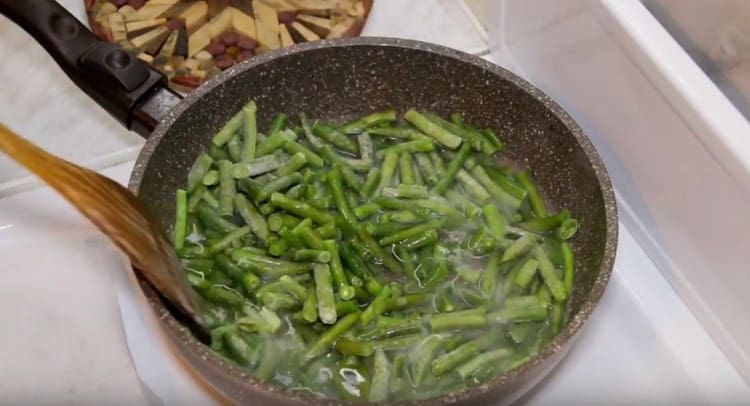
[1, 1, 617, 405]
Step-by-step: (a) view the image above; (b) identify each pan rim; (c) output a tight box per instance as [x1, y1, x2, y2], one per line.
[128, 36, 618, 405]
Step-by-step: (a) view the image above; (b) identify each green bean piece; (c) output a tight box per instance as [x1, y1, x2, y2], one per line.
[196, 202, 238, 233]
[520, 209, 570, 232]
[315, 222, 338, 239]
[312, 122, 359, 153]
[223, 331, 255, 365]
[397, 153, 415, 185]
[456, 348, 512, 380]
[294, 249, 331, 263]
[267, 213, 299, 232]
[550, 302, 565, 335]
[209, 226, 250, 253]
[414, 153, 438, 185]
[275, 275, 308, 302]
[256, 129, 296, 157]
[258, 202, 274, 216]
[187, 153, 213, 193]
[269, 192, 334, 225]
[181, 258, 213, 274]
[472, 165, 521, 211]
[376, 138, 434, 159]
[423, 112, 485, 151]
[353, 202, 380, 220]
[341, 158, 372, 173]
[271, 152, 306, 177]
[514, 258, 540, 289]
[209, 144, 230, 161]
[480, 252, 502, 298]
[397, 229, 438, 251]
[173, 189, 188, 251]
[432, 334, 495, 376]
[516, 171, 548, 217]
[358, 132, 374, 162]
[231, 154, 284, 178]
[335, 300, 360, 316]
[256, 172, 304, 202]
[263, 291, 299, 310]
[318, 146, 362, 191]
[368, 349, 391, 402]
[241, 100, 258, 161]
[282, 138, 324, 168]
[231, 250, 313, 277]
[487, 304, 548, 324]
[381, 184, 428, 199]
[376, 150, 398, 194]
[534, 246, 567, 301]
[360, 286, 392, 326]
[302, 288, 318, 323]
[380, 210, 427, 224]
[432, 142, 473, 193]
[323, 240, 355, 301]
[428, 309, 487, 332]
[559, 218, 579, 240]
[314, 263, 337, 324]
[187, 184, 207, 212]
[456, 169, 490, 203]
[267, 113, 287, 138]
[234, 194, 270, 243]
[409, 334, 445, 386]
[202, 188, 221, 210]
[327, 166, 358, 229]
[369, 126, 426, 140]
[429, 151, 447, 179]
[482, 204, 508, 241]
[360, 167, 381, 199]
[502, 235, 536, 262]
[404, 109, 462, 149]
[379, 218, 444, 245]
[201, 170, 219, 186]
[227, 131, 243, 161]
[561, 241, 575, 292]
[355, 224, 403, 274]
[211, 108, 244, 146]
[201, 284, 244, 307]
[304, 310, 361, 362]
[255, 339, 281, 380]
[485, 167, 526, 201]
[479, 128, 504, 154]
[342, 110, 397, 134]
[215, 254, 261, 292]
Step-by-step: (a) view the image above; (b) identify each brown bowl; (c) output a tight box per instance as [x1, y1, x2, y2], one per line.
[128, 37, 618, 405]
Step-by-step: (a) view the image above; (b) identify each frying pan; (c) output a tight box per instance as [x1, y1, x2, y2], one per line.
[0, 1, 618, 404]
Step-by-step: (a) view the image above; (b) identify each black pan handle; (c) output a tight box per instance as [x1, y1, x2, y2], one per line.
[0, 0, 180, 137]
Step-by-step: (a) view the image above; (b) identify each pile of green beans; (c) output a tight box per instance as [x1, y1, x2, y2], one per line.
[172, 101, 579, 402]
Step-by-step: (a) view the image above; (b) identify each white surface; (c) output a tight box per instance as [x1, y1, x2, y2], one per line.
[98, 161, 747, 405]
[0, 163, 146, 404]
[363, 0, 488, 55]
[489, 0, 750, 383]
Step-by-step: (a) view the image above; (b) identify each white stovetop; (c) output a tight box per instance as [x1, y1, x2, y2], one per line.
[0, 0, 748, 404]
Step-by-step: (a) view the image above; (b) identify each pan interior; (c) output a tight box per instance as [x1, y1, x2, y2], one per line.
[134, 41, 611, 402]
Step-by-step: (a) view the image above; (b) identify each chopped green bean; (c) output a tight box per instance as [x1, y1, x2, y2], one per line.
[404, 109, 462, 149]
